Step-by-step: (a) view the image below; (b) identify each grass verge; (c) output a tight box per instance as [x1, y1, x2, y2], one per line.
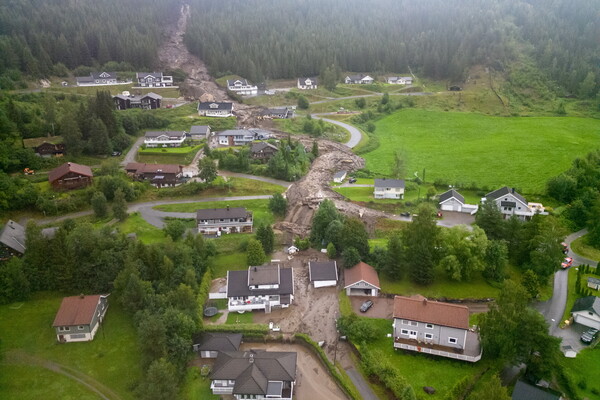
[571, 235, 600, 262]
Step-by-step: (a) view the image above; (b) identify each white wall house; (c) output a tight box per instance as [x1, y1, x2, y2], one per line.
[227, 264, 294, 313]
[344, 74, 374, 84]
[439, 189, 478, 214]
[52, 295, 109, 343]
[297, 77, 318, 90]
[198, 102, 234, 117]
[374, 178, 405, 199]
[227, 79, 258, 95]
[484, 187, 534, 220]
[333, 171, 347, 183]
[144, 131, 187, 147]
[136, 72, 173, 87]
[387, 76, 413, 85]
[571, 296, 600, 330]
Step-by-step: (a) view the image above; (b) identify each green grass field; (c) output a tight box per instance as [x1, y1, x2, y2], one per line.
[571, 235, 600, 262]
[181, 367, 219, 400]
[0, 292, 141, 400]
[365, 109, 600, 194]
[136, 145, 201, 164]
[561, 347, 600, 399]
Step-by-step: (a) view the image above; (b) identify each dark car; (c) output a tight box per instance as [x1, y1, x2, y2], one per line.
[581, 328, 598, 344]
[561, 242, 569, 254]
[360, 300, 374, 313]
[400, 211, 411, 217]
[348, 177, 357, 184]
[111, 151, 122, 156]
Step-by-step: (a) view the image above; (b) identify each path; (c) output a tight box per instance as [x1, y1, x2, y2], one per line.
[312, 114, 363, 148]
[120, 136, 144, 166]
[345, 368, 378, 400]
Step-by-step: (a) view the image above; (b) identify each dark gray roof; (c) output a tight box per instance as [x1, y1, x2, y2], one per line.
[114, 93, 162, 101]
[190, 125, 210, 135]
[136, 72, 163, 79]
[142, 92, 162, 100]
[0, 220, 26, 254]
[250, 142, 278, 154]
[227, 268, 293, 297]
[211, 350, 297, 395]
[198, 102, 233, 111]
[486, 187, 527, 205]
[309, 261, 338, 282]
[196, 207, 249, 220]
[217, 129, 255, 137]
[333, 171, 347, 179]
[439, 189, 464, 204]
[91, 71, 116, 80]
[374, 178, 405, 189]
[144, 131, 185, 139]
[228, 79, 249, 86]
[511, 380, 561, 400]
[298, 77, 318, 85]
[248, 265, 280, 286]
[571, 296, 600, 315]
[194, 332, 242, 352]
[588, 277, 600, 285]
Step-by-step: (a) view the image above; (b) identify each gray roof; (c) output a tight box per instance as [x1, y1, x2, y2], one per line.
[211, 350, 297, 395]
[196, 207, 249, 220]
[571, 296, 600, 315]
[309, 261, 338, 282]
[250, 142, 278, 154]
[217, 129, 255, 137]
[136, 72, 163, 79]
[190, 125, 210, 135]
[374, 178, 405, 189]
[0, 220, 26, 254]
[198, 102, 233, 111]
[439, 189, 464, 204]
[486, 187, 527, 205]
[114, 92, 162, 101]
[249, 265, 280, 286]
[144, 131, 186, 139]
[91, 71, 116, 80]
[228, 79, 249, 86]
[588, 277, 600, 285]
[298, 77, 318, 85]
[194, 332, 242, 352]
[227, 268, 293, 298]
[511, 380, 561, 400]
[333, 171, 347, 179]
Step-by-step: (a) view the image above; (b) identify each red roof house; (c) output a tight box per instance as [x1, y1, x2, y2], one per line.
[52, 294, 109, 342]
[344, 261, 380, 296]
[48, 162, 93, 190]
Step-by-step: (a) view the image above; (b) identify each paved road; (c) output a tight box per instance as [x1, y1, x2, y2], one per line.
[345, 368, 378, 400]
[218, 170, 292, 188]
[312, 114, 363, 148]
[120, 136, 145, 166]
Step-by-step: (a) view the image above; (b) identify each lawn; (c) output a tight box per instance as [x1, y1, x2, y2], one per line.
[273, 117, 349, 143]
[0, 292, 141, 400]
[211, 252, 248, 278]
[571, 235, 600, 262]
[138, 144, 202, 155]
[333, 184, 437, 214]
[116, 212, 165, 244]
[181, 367, 219, 400]
[49, 83, 181, 98]
[364, 109, 600, 194]
[136, 145, 202, 164]
[226, 311, 254, 324]
[561, 347, 600, 399]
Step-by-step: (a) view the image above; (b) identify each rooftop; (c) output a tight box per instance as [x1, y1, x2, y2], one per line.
[309, 261, 338, 282]
[374, 178, 405, 189]
[48, 162, 93, 183]
[393, 295, 470, 330]
[193, 332, 243, 352]
[196, 207, 250, 220]
[52, 295, 107, 327]
[0, 220, 26, 254]
[344, 261, 380, 288]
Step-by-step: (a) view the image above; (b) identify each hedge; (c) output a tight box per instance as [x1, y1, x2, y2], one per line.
[203, 324, 269, 335]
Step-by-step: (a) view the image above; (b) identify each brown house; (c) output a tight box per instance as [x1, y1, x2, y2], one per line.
[250, 142, 278, 161]
[48, 162, 93, 190]
[35, 142, 65, 158]
[125, 162, 183, 187]
[53, 294, 109, 343]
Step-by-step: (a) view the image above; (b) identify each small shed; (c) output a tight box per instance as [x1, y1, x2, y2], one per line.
[192, 332, 243, 358]
[333, 171, 347, 183]
[587, 277, 600, 290]
[309, 261, 338, 288]
[344, 261, 380, 297]
[561, 345, 577, 358]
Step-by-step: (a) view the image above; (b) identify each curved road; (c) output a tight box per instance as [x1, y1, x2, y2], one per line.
[312, 114, 363, 148]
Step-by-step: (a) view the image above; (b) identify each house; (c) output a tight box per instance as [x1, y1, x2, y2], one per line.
[511, 380, 563, 400]
[344, 74, 374, 84]
[484, 187, 534, 220]
[438, 189, 478, 214]
[34, 142, 65, 158]
[113, 92, 162, 110]
[344, 261, 380, 296]
[387, 76, 413, 85]
[216, 129, 262, 146]
[227, 79, 258, 96]
[392, 295, 482, 362]
[196, 207, 253, 235]
[198, 102, 234, 117]
[135, 72, 173, 87]
[0, 220, 26, 260]
[262, 107, 295, 119]
[193, 332, 243, 358]
[210, 350, 297, 399]
[309, 261, 338, 288]
[250, 142, 278, 161]
[48, 162, 93, 191]
[76, 71, 117, 86]
[297, 77, 318, 90]
[189, 125, 211, 141]
[143, 130, 187, 147]
[125, 163, 183, 187]
[588, 277, 600, 290]
[374, 178, 405, 199]
[333, 171, 347, 183]
[570, 296, 600, 329]
[52, 294, 109, 343]
[227, 264, 294, 313]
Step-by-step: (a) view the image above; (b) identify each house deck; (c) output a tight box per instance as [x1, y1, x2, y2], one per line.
[394, 331, 482, 362]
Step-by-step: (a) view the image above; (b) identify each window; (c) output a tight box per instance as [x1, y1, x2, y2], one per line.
[425, 333, 433, 340]
[78, 326, 85, 330]
[400, 329, 409, 335]
[409, 321, 418, 327]
[448, 337, 458, 344]
[426, 324, 434, 329]
[58, 326, 70, 332]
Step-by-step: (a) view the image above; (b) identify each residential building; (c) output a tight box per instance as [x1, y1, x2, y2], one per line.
[588, 277, 600, 290]
[333, 171, 347, 183]
[113, 92, 162, 110]
[226, 264, 294, 313]
[484, 187, 534, 220]
[198, 102, 234, 117]
[309, 261, 338, 288]
[0, 220, 26, 260]
[52, 294, 109, 343]
[144, 130, 187, 147]
[196, 207, 253, 235]
[34, 142, 65, 158]
[344, 261, 380, 296]
[135, 72, 173, 87]
[438, 189, 478, 214]
[189, 125, 211, 141]
[48, 162, 93, 191]
[227, 78, 258, 96]
[193, 332, 243, 358]
[511, 380, 563, 400]
[262, 106, 295, 119]
[344, 74, 374, 84]
[297, 77, 318, 90]
[217, 129, 267, 146]
[570, 296, 600, 329]
[76, 71, 117, 86]
[250, 142, 278, 161]
[387, 76, 413, 85]
[210, 350, 297, 399]
[374, 178, 405, 199]
[125, 163, 183, 187]
[392, 295, 482, 362]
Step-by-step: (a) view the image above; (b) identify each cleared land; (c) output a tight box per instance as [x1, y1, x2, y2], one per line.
[154, 199, 274, 226]
[365, 109, 600, 194]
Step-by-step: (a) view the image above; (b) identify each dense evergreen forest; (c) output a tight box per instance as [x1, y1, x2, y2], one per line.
[184, 0, 599, 97]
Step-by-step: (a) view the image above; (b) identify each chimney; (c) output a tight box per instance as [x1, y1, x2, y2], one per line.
[511, 188, 515, 193]
[249, 353, 254, 363]
[227, 205, 230, 211]
[67, 162, 71, 166]
[423, 298, 428, 305]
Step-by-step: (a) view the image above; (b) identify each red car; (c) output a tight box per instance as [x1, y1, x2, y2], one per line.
[561, 257, 573, 269]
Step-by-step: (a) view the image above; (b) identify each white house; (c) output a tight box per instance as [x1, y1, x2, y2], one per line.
[297, 77, 318, 90]
[309, 261, 338, 288]
[52, 294, 109, 342]
[344, 74, 374, 84]
[374, 178, 405, 199]
[344, 261, 380, 296]
[189, 125, 211, 141]
[333, 171, 347, 183]
[571, 296, 600, 330]
[198, 102, 234, 117]
[136, 72, 173, 87]
[227, 79, 258, 96]
[144, 131, 187, 147]
[226, 264, 294, 313]
[387, 76, 413, 85]
[196, 207, 253, 234]
[484, 187, 534, 220]
[217, 129, 257, 146]
[76, 71, 118, 86]
[438, 189, 478, 214]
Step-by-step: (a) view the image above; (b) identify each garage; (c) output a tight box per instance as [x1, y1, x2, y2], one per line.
[344, 261, 380, 297]
[570, 296, 600, 330]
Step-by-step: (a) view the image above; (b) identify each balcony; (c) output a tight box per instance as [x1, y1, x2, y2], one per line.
[393, 331, 482, 362]
[228, 297, 268, 311]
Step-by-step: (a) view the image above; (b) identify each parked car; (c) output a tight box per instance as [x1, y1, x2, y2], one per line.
[561, 242, 569, 254]
[561, 257, 573, 269]
[348, 177, 357, 184]
[400, 212, 410, 217]
[360, 300, 374, 313]
[111, 151, 122, 157]
[581, 328, 598, 344]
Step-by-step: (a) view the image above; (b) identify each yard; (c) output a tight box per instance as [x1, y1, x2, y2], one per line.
[0, 292, 141, 400]
[571, 235, 600, 262]
[363, 109, 600, 194]
[136, 144, 202, 164]
[561, 347, 600, 399]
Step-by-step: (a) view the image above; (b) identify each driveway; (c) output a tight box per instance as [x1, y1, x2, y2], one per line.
[312, 114, 362, 149]
[120, 136, 145, 166]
